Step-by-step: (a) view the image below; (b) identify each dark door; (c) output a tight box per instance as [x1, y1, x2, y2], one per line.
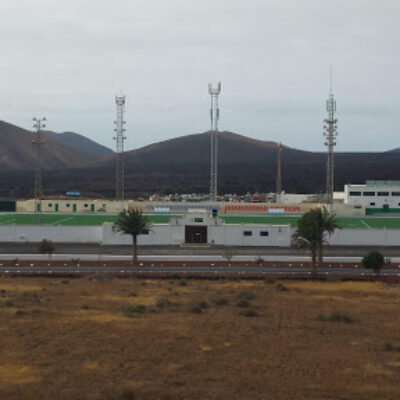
[0, 201, 16, 212]
[383, 204, 389, 212]
[185, 225, 207, 243]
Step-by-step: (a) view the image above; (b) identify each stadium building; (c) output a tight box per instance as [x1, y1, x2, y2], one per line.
[345, 181, 400, 214]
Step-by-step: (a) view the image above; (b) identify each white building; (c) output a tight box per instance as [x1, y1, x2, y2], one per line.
[344, 181, 400, 214]
[0, 212, 292, 247]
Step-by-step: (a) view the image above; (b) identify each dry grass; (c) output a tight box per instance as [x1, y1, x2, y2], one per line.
[0, 277, 399, 400]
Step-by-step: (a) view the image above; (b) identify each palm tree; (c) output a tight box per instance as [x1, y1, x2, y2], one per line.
[113, 209, 151, 265]
[292, 207, 339, 278]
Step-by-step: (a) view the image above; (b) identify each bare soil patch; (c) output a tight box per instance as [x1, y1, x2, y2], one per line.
[0, 278, 399, 400]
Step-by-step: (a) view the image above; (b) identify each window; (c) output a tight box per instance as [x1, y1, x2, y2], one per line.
[363, 191, 375, 196]
[392, 192, 400, 196]
[370, 202, 375, 206]
[48, 203, 52, 207]
[260, 231, 269, 237]
[66, 204, 70, 207]
[84, 204, 88, 207]
[378, 192, 389, 196]
[349, 191, 361, 196]
[243, 231, 252, 236]
[194, 218, 203, 223]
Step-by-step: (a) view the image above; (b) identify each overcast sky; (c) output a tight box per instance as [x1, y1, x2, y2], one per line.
[0, 0, 399, 152]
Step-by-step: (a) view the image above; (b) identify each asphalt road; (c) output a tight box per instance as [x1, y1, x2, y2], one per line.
[2, 254, 400, 264]
[1, 265, 399, 276]
[2, 243, 400, 256]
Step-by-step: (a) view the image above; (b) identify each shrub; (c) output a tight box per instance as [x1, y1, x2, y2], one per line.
[317, 312, 355, 323]
[223, 247, 234, 262]
[121, 389, 136, 400]
[276, 284, 288, 292]
[15, 310, 26, 317]
[238, 291, 255, 300]
[255, 255, 264, 265]
[125, 305, 146, 316]
[80, 305, 89, 310]
[362, 251, 384, 274]
[38, 239, 54, 254]
[5, 301, 14, 307]
[214, 298, 228, 306]
[243, 309, 259, 317]
[128, 292, 137, 297]
[179, 280, 188, 287]
[199, 301, 209, 309]
[61, 280, 69, 284]
[264, 278, 275, 284]
[383, 343, 400, 352]
[156, 298, 171, 308]
[237, 300, 250, 308]
[190, 306, 202, 314]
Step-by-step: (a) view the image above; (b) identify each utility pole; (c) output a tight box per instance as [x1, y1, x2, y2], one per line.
[114, 94, 127, 201]
[323, 70, 338, 209]
[208, 82, 221, 202]
[276, 142, 282, 203]
[32, 117, 46, 221]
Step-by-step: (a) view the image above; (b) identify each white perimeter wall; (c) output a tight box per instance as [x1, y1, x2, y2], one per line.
[0, 225, 102, 243]
[1, 224, 400, 247]
[324, 228, 400, 246]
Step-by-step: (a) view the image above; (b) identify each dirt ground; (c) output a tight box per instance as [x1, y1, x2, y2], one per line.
[0, 277, 399, 400]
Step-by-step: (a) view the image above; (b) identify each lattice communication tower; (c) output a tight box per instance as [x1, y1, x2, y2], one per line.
[208, 82, 221, 202]
[32, 117, 46, 217]
[114, 94, 127, 201]
[323, 77, 338, 206]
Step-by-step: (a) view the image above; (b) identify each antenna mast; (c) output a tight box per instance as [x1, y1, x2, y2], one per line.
[276, 142, 282, 203]
[32, 117, 46, 219]
[208, 82, 221, 202]
[114, 94, 127, 201]
[323, 70, 338, 207]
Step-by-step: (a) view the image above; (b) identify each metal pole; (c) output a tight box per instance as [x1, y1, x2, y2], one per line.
[208, 82, 221, 202]
[32, 117, 46, 223]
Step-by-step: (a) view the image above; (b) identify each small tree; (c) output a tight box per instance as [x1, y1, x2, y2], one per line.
[362, 251, 384, 275]
[292, 207, 339, 278]
[113, 209, 151, 265]
[38, 239, 54, 255]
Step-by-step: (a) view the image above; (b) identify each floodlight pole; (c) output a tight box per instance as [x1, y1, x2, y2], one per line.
[209, 82, 221, 202]
[276, 142, 282, 203]
[114, 94, 127, 201]
[32, 117, 46, 221]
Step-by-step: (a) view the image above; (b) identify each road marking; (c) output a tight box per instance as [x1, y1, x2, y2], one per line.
[49, 216, 74, 225]
[361, 220, 371, 229]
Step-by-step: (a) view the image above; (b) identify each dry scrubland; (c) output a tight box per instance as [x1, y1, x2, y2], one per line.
[0, 277, 399, 400]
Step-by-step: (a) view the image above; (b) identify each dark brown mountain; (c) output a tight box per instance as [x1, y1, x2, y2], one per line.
[43, 130, 113, 157]
[0, 120, 101, 170]
[1, 127, 400, 199]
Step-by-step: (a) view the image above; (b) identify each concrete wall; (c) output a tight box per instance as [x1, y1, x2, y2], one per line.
[0, 225, 102, 243]
[209, 225, 290, 247]
[0, 222, 398, 247]
[325, 228, 400, 246]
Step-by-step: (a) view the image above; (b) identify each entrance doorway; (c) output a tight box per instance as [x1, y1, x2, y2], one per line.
[185, 225, 207, 244]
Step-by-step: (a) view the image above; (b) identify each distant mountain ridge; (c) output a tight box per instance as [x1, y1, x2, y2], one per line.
[1, 121, 400, 198]
[0, 120, 111, 170]
[44, 131, 113, 157]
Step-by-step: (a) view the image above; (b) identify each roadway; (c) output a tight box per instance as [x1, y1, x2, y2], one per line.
[0, 264, 399, 277]
[2, 253, 400, 263]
